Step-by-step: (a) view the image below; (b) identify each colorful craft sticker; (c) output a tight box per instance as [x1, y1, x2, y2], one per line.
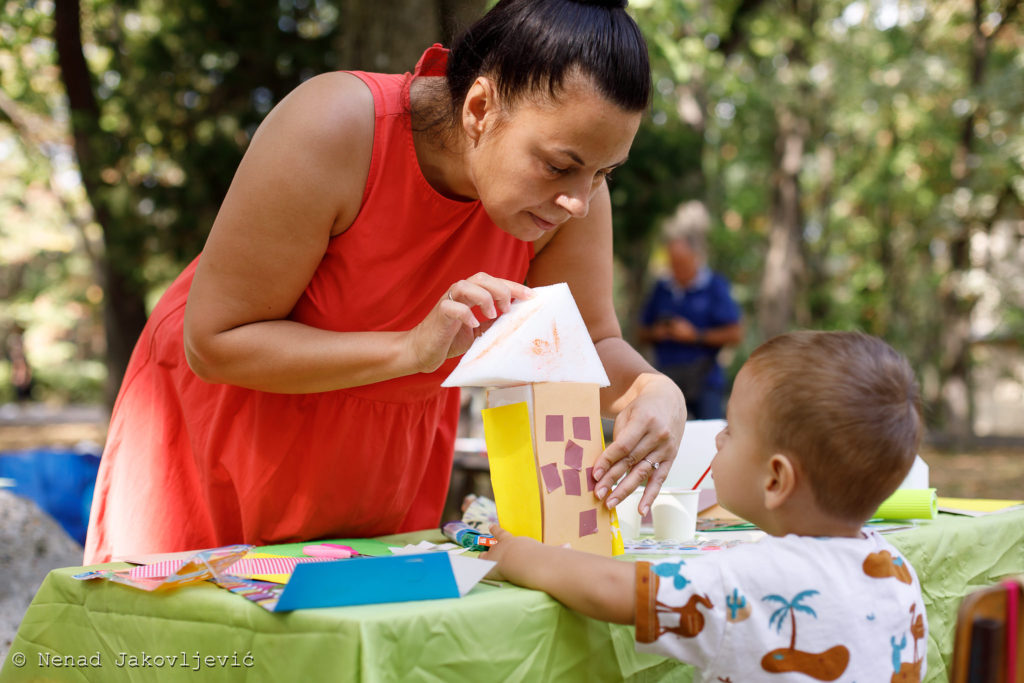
[73, 545, 253, 592]
[128, 555, 327, 582]
[545, 414, 564, 442]
[579, 509, 598, 536]
[540, 463, 562, 493]
[563, 440, 584, 470]
[585, 467, 596, 492]
[563, 468, 582, 496]
[217, 577, 285, 611]
[572, 416, 591, 441]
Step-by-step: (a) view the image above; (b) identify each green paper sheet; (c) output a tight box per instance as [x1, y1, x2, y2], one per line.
[254, 538, 393, 557]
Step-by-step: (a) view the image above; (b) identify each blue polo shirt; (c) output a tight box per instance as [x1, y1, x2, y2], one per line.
[640, 267, 741, 389]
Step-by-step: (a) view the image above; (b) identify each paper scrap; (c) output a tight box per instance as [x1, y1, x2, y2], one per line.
[563, 440, 583, 470]
[388, 541, 465, 555]
[573, 417, 591, 441]
[563, 468, 581, 496]
[579, 509, 598, 536]
[540, 463, 562, 493]
[448, 554, 496, 597]
[74, 545, 252, 591]
[546, 414, 564, 441]
[936, 497, 1024, 516]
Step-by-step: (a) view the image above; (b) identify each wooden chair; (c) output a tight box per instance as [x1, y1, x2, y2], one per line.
[950, 576, 1023, 683]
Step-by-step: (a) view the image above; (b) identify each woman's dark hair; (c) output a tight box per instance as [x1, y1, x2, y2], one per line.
[446, 0, 651, 115]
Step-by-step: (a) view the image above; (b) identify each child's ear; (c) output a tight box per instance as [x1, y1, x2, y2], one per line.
[763, 453, 797, 510]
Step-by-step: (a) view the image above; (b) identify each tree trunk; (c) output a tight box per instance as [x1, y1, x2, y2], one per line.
[54, 0, 148, 408]
[935, 0, 1014, 439]
[758, 105, 807, 340]
[333, 0, 486, 72]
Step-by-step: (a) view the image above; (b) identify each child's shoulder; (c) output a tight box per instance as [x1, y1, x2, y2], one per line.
[707, 530, 912, 574]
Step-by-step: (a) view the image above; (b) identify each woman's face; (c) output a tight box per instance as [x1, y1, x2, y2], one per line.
[465, 75, 642, 242]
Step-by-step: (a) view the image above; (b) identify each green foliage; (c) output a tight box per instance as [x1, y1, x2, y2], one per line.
[625, 0, 1024, 431]
[1, 0, 1021, 434]
[77, 0, 345, 286]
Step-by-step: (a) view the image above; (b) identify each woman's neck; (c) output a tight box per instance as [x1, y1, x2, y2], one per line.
[409, 77, 475, 201]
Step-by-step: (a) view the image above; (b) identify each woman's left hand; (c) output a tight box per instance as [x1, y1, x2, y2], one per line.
[591, 373, 686, 516]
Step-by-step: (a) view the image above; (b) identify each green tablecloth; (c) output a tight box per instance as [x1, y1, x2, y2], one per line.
[3, 510, 1023, 682]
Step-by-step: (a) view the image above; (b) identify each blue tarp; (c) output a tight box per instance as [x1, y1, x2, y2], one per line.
[0, 447, 101, 545]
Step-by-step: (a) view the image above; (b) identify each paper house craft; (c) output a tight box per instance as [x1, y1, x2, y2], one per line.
[443, 283, 621, 556]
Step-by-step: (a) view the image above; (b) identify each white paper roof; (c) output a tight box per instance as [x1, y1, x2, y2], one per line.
[441, 282, 610, 388]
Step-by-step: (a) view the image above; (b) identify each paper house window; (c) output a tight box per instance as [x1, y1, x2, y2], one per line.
[442, 283, 621, 556]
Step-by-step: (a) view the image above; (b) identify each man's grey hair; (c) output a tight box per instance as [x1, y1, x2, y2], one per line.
[662, 200, 709, 255]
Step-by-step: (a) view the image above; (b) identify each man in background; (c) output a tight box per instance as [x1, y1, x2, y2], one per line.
[638, 201, 742, 420]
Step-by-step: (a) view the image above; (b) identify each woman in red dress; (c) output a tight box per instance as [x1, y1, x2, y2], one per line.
[84, 0, 686, 564]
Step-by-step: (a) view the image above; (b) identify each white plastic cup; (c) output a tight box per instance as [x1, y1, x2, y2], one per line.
[652, 488, 700, 541]
[617, 487, 644, 541]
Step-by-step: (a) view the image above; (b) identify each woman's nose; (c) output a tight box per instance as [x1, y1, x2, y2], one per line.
[557, 174, 598, 219]
[554, 183, 592, 219]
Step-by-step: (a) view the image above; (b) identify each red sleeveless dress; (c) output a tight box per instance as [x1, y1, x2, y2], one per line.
[84, 46, 532, 564]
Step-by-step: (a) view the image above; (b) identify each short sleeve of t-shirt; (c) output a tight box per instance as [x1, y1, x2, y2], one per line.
[634, 557, 728, 671]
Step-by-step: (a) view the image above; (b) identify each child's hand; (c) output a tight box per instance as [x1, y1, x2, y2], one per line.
[481, 523, 637, 625]
[479, 524, 540, 582]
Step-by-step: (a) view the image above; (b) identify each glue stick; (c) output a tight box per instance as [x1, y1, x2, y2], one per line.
[442, 521, 496, 551]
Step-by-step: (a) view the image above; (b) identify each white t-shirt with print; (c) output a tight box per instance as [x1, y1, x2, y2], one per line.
[634, 530, 927, 682]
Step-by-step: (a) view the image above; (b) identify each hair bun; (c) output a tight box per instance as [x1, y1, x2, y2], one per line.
[569, 0, 628, 8]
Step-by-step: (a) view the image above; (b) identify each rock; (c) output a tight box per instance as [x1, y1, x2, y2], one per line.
[0, 489, 83, 662]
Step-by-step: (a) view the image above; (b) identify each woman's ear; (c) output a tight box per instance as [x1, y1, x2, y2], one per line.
[462, 76, 500, 144]
[763, 453, 797, 511]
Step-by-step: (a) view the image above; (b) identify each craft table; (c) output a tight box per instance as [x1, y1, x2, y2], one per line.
[3, 509, 1024, 682]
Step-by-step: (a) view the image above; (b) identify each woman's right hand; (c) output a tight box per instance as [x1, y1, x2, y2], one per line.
[407, 273, 532, 373]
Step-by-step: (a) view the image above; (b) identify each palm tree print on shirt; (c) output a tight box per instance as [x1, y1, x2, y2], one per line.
[760, 590, 850, 681]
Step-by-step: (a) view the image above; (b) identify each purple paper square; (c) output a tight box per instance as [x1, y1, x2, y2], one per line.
[540, 463, 562, 493]
[563, 440, 584, 470]
[572, 416, 591, 441]
[579, 509, 598, 536]
[585, 467, 595, 492]
[562, 468, 581, 496]
[545, 415, 564, 442]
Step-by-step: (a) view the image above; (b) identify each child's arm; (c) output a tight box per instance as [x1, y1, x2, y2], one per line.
[481, 525, 636, 625]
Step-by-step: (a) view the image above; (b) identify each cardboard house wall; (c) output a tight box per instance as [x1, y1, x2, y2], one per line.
[482, 382, 621, 556]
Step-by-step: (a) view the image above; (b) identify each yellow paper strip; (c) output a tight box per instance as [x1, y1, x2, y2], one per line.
[874, 488, 937, 520]
[610, 508, 624, 556]
[937, 497, 1024, 513]
[482, 402, 543, 541]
